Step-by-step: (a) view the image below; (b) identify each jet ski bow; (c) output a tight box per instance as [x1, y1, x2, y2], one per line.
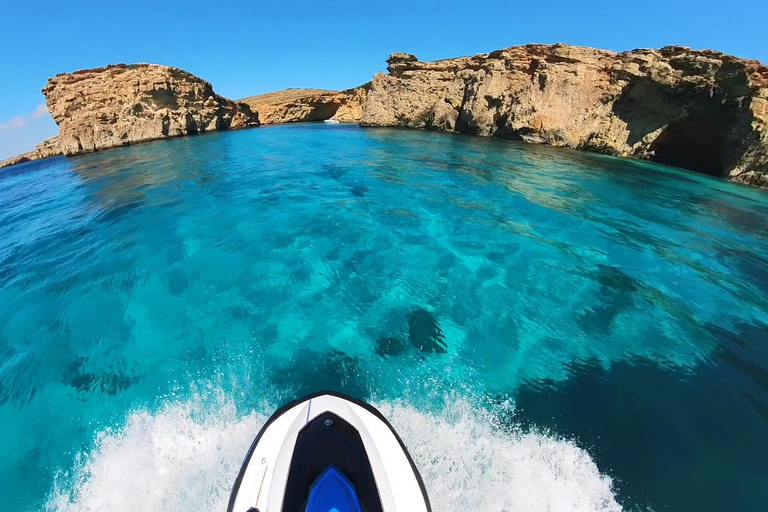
[228, 391, 431, 512]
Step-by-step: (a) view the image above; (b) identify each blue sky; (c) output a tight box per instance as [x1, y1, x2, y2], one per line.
[2, 0, 767, 160]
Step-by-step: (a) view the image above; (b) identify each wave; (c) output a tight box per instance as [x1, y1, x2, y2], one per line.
[46, 392, 621, 512]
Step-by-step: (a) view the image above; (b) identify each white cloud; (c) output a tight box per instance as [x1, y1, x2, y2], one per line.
[0, 116, 25, 131]
[31, 103, 48, 118]
[0, 104, 50, 132]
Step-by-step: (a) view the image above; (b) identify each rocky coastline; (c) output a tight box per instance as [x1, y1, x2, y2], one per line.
[362, 44, 768, 185]
[0, 136, 62, 168]
[3, 44, 767, 187]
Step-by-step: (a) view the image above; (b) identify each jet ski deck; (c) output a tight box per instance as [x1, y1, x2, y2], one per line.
[228, 391, 431, 512]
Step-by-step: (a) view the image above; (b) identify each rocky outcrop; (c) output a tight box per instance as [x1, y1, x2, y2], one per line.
[239, 85, 368, 124]
[0, 136, 62, 169]
[362, 44, 768, 183]
[42, 64, 259, 156]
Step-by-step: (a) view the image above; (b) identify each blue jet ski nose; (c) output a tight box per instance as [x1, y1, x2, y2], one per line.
[305, 466, 363, 512]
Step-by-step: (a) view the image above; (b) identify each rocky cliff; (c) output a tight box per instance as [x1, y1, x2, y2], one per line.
[361, 44, 768, 184]
[42, 64, 259, 156]
[239, 85, 368, 124]
[0, 136, 62, 169]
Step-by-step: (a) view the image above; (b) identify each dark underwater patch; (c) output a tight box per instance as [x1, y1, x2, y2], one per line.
[166, 270, 189, 296]
[706, 199, 768, 236]
[99, 199, 143, 224]
[269, 349, 369, 400]
[350, 185, 369, 197]
[707, 321, 768, 395]
[374, 336, 408, 357]
[289, 261, 312, 284]
[320, 163, 349, 180]
[64, 356, 137, 397]
[0, 379, 37, 406]
[260, 322, 279, 345]
[0, 349, 38, 406]
[596, 264, 639, 293]
[343, 249, 376, 274]
[227, 304, 251, 321]
[577, 264, 639, 335]
[715, 245, 768, 296]
[485, 251, 509, 264]
[407, 309, 447, 353]
[323, 246, 342, 262]
[512, 327, 768, 512]
[257, 184, 283, 203]
[475, 263, 499, 282]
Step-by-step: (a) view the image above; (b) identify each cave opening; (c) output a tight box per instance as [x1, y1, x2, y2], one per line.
[648, 117, 725, 177]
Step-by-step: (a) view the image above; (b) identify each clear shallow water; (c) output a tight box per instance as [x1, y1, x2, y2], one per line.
[1, 124, 767, 511]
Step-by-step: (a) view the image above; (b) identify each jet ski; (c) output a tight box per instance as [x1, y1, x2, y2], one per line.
[228, 391, 431, 512]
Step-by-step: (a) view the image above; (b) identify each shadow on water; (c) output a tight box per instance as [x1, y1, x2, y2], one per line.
[510, 320, 768, 512]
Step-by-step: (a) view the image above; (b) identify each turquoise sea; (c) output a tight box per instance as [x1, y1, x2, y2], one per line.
[1, 124, 767, 511]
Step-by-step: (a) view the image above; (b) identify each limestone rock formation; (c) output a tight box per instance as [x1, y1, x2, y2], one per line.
[42, 64, 259, 156]
[0, 136, 61, 169]
[362, 44, 768, 184]
[239, 85, 368, 124]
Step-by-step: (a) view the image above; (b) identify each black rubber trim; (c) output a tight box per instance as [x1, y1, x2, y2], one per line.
[227, 390, 432, 512]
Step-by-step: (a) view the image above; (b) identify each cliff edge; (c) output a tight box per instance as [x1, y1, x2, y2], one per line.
[42, 63, 260, 156]
[361, 44, 768, 185]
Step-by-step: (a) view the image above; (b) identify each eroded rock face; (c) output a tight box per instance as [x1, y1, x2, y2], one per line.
[239, 85, 369, 124]
[0, 136, 62, 169]
[42, 64, 259, 156]
[362, 44, 768, 183]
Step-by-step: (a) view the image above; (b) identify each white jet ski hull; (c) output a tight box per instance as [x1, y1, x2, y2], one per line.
[228, 391, 431, 512]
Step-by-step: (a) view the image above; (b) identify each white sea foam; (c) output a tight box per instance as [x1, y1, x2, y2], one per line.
[47, 395, 621, 512]
[379, 399, 621, 512]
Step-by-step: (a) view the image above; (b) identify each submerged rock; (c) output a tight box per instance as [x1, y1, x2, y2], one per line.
[350, 185, 369, 197]
[42, 63, 259, 156]
[407, 309, 447, 354]
[361, 44, 768, 185]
